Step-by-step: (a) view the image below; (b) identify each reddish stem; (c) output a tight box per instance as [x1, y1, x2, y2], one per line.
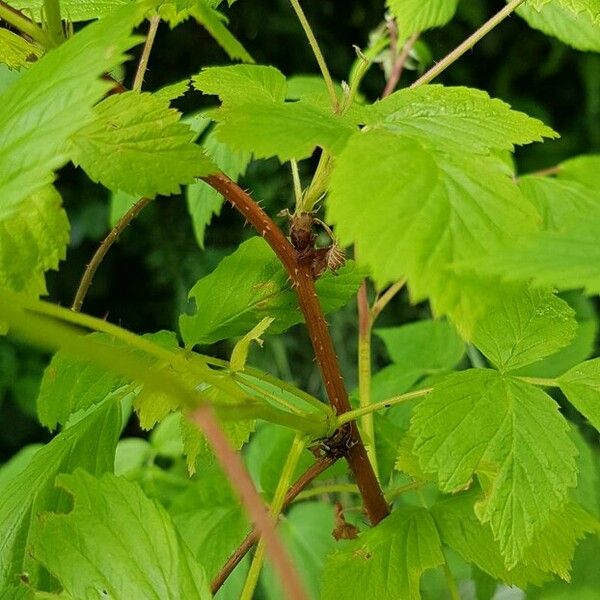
[203, 173, 390, 524]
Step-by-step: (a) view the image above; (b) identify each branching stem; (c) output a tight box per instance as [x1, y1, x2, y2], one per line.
[337, 388, 433, 426]
[412, 0, 528, 88]
[203, 173, 390, 524]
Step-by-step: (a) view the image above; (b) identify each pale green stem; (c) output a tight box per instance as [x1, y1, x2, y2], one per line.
[370, 279, 406, 322]
[43, 0, 63, 47]
[412, 0, 528, 88]
[288, 0, 338, 112]
[301, 150, 332, 212]
[358, 322, 378, 476]
[517, 376, 559, 388]
[236, 376, 314, 418]
[290, 159, 303, 210]
[296, 483, 359, 501]
[241, 434, 308, 600]
[133, 15, 160, 92]
[337, 388, 432, 426]
[0, 0, 50, 46]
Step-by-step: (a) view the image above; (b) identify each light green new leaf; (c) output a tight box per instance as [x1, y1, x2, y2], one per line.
[559, 358, 600, 432]
[375, 319, 464, 372]
[0, 186, 69, 297]
[0, 3, 144, 212]
[193, 64, 288, 103]
[0, 28, 42, 70]
[186, 125, 251, 248]
[0, 400, 121, 589]
[321, 507, 444, 600]
[364, 85, 557, 153]
[180, 237, 364, 346]
[326, 129, 538, 325]
[230, 316, 274, 372]
[432, 492, 549, 588]
[387, 0, 460, 37]
[213, 100, 357, 161]
[410, 369, 577, 565]
[471, 287, 577, 372]
[32, 471, 211, 599]
[516, 1, 600, 52]
[193, 65, 356, 160]
[72, 90, 216, 198]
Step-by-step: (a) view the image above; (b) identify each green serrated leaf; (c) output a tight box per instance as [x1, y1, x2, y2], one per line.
[8, 0, 131, 21]
[0, 28, 42, 70]
[516, 0, 600, 52]
[0, 3, 144, 212]
[387, 0, 460, 37]
[72, 90, 216, 198]
[108, 189, 139, 226]
[0, 185, 69, 297]
[471, 287, 577, 372]
[363, 85, 558, 153]
[558, 358, 600, 432]
[0, 400, 121, 589]
[410, 369, 577, 566]
[32, 470, 211, 599]
[432, 491, 549, 588]
[180, 236, 364, 346]
[321, 506, 444, 600]
[326, 129, 538, 327]
[193, 64, 288, 103]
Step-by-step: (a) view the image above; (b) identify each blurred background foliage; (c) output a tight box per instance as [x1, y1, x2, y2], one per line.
[1, 0, 599, 461]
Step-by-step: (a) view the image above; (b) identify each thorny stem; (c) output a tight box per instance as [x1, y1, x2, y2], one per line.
[192, 405, 309, 600]
[72, 197, 152, 312]
[412, 0, 528, 88]
[211, 454, 338, 594]
[382, 31, 419, 98]
[0, 0, 51, 46]
[133, 15, 160, 92]
[240, 434, 308, 600]
[337, 388, 433, 426]
[288, 0, 339, 112]
[203, 173, 390, 524]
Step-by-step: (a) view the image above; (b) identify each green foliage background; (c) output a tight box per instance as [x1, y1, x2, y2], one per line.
[1, 0, 598, 462]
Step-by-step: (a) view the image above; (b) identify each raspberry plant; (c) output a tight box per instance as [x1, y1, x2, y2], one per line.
[0, 0, 599, 598]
